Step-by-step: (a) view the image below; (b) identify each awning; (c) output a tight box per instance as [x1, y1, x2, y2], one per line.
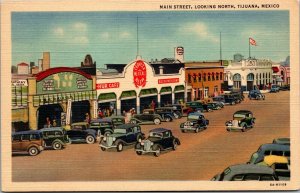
[139, 88, 158, 97]
[174, 85, 184, 93]
[98, 92, 116, 101]
[120, 90, 137, 99]
[160, 87, 172, 95]
[275, 77, 284, 82]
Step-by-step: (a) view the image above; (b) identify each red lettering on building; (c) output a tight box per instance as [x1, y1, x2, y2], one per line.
[158, 78, 179, 84]
[133, 60, 147, 88]
[96, 82, 120, 90]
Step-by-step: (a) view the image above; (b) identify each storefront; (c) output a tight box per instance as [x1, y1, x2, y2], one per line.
[96, 58, 188, 115]
[223, 59, 273, 91]
[27, 67, 97, 129]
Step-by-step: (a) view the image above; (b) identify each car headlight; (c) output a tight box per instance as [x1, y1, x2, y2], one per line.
[150, 142, 154, 146]
[141, 142, 144, 145]
[112, 137, 116, 141]
[238, 120, 241, 124]
[103, 137, 107, 141]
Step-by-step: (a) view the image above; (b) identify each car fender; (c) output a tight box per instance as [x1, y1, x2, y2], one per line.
[114, 138, 126, 145]
[164, 114, 173, 120]
[51, 139, 64, 146]
[130, 117, 142, 123]
[175, 138, 181, 145]
[153, 115, 163, 121]
[104, 128, 114, 134]
[26, 144, 40, 152]
[86, 129, 97, 138]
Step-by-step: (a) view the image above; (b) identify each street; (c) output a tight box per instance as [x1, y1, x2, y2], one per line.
[12, 91, 290, 181]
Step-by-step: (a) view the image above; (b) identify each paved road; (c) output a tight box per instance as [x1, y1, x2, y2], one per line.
[12, 91, 290, 181]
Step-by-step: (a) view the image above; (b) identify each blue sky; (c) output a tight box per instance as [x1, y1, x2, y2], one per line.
[12, 11, 289, 68]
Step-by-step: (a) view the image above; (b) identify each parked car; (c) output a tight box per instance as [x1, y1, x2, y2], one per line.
[130, 112, 163, 125]
[208, 102, 223, 110]
[12, 130, 44, 156]
[221, 94, 238, 105]
[225, 110, 255, 132]
[185, 102, 204, 112]
[179, 112, 209, 133]
[100, 124, 145, 152]
[270, 85, 280, 93]
[279, 85, 290, 91]
[212, 96, 225, 106]
[164, 104, 194, 117]
[39, 127, 70, 150]
[148, 107, 177, 121]
[67, 122, 97, 144]
[211, 164, 279, 181]
[273, 138, 290, 145]
[230, 91, 245, 102]
[89, 118, 115, 137]
[135, 128, 180, 157]
[248, 143, 290, 164]
[202, 103, 214, 112]
[257, 155, 290, 181]
[248, 90, 265, 100]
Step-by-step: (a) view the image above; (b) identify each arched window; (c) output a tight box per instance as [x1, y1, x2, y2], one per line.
[203, 73, 207, 81]
[198, 73, 201, 82]
[212, 72, 215, 81]
[188, 74, 191, 83]
[208, 73, 211, 81]
[220, 72, 223, 80]
[193, 73, 197, 82]
[247, 73, 254, 81]
[216, 73, 219, 80]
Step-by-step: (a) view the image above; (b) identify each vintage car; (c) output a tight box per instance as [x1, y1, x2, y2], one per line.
[39, 127, 70, 150]
[12, 130, 44, 156]
[89, 117, 125, 137]
[202, 103, 214, 112]
[211, 164, 279, 181]
[212, 96, 225, 106]
[270, 85, 280, 93]
[130, 111, 163, 125]
[142, 108, 175, 122]
[100, 124, 145, 152]
[67, 122, 97, 144]
[248, 143, 290, 164]
[185, 102, 204, 112]
[248, 90, 265, 100]
[272, 138, 290, 145]
[221, 94, 238, 105]
[135, 128, 180, 157]
[165, 104, 194, 117]
[279, 85, 290, 91]
[225, 110, 255, 132]
[179, 112, 209, 133]
[257, 155, 290, 181]
[208, 102, 223, 110]
[230, 91, 245, 102]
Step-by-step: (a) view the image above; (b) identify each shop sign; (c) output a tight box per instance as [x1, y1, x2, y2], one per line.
[37, 72, 92, 94]
[93, 100, 98, 119]
[96, 82, 120, 90]
[66, 99, 72, 125]
[176, 47, 184, 55]
[61, 112, 66, 126]
[12, 80, 28, 86]
[158, 78, 179, 84]
[133, 60, 147, 88]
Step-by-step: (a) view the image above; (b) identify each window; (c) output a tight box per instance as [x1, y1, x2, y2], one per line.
[163, 131, 171, 138]
[232, 174, 244, 181]
[188, 74, 191, 83]
[244, 174, 260, 181]
[208, 74, 211, 81]
[216, 73, 219, 80]
[22, 134, 31, 141]
[264, 150, 271, 155]
[13, 135, 21, 141]
[284, 151, 290, 157]
[193, 74, 197, 82]
[198, 74, 201, 82]
[220, 72, 223, 80]
[31, 134, 40, 140]
[203, 74, 206, 82]
[260, 175, 275, 181]
[272, 151, 284, 156]
[127, 128, 133, 133]
[212, 73, 215, 81]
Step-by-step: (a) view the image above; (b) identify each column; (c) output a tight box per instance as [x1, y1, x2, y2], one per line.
[116, 98, 121, 115]
[171, 91, 175, 104]
[157, 93, 161, 107]
[136, 96, 140, 114]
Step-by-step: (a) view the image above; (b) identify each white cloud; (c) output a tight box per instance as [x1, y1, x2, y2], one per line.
[54, 27, 64, 36]
[73, 22, 88, 32]
[120, 31, 131, 38]
[181, 22, 219, 43]
[74, 36, 89, 44]
[100, 32, 110, 39]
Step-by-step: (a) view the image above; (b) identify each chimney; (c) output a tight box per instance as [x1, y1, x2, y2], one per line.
[38, 59, 43, 72]
[43, 52, 50, 70]
[159, 66, 164, 75]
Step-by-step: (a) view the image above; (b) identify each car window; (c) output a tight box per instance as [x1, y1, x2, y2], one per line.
[231, 174, 244, 181]
[54, 131, 62, 136]
[12, 135, 21, 141]
[260, 175, 275, 181]
[264, 150, 271, 155]
[31, 134, 40, 140]
[284, 151, 290, 157]
[133, 126, 139, 133]
[21, 134, 31, 141]
[163, 131, 171, 138]
[272, 151, 284, 156]
[72, 125, 85, 130]
[127, 128, 133, 133]
[244, 174, 260, 181]
[90, 122, 100, 126]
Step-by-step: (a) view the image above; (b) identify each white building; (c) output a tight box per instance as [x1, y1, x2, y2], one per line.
[223, 59, 273, 91]
[96, 57, 190, 115]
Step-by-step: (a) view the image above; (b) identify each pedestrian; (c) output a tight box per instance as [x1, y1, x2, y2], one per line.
[150, 100, 155, 109]
[45, 117, 51, 128]
[98, 110, 103, 118]
[52, 119, 57, 127]
[85, 113, 91, 124]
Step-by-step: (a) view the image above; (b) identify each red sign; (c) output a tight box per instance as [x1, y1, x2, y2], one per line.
[158, 78, 179, 84]
[96, 82, 120, 90]
[133, 60, 147, 88]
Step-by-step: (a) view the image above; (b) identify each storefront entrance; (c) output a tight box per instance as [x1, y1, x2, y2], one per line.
[71, 100, 90, 123]
[161, 94, 172, 106]
[247, 73, 254, 91]
[37, 104, 63, 129]
[233, 73, 242, 89]
[98, 92, 117, 116]
[139, 88, 158, 112]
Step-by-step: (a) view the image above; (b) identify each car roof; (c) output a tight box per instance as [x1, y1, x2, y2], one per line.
[227, 164, 274, 174]
[155, 107, 174, 110]
[116, 123, 139, 129]
[71, 122, 89, 126]
[39, 127, 64, 132]
[259, 143, 290, 151]
[273, 138, 290, 145]
[143, 109, 154, 111]
[110, 116, 125, 119]
[234, 110, 253, 114]
[90, 118, 112, 123]
[149, 128, 170, 133]
[188, 112, 204, 116]
[12, 130, 41, 135]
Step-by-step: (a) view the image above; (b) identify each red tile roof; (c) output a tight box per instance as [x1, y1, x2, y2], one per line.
[34, 67, 92, 81]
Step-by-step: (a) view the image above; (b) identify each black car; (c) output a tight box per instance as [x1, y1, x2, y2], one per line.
[165, 104, 194, 117]
[279, 85, 290, 91]
[230, 91, 245, 102]
[186, 102, 204, 112]
[100, 124, 145, 152]
[40, 127, 70, 150]
[202, 103, 214, 112]
[130, 112, 163, 125]
[67, 122, 97, 144]
[208, 102, 223, 110]
[180, 112, 209, 133]
[135, 128, 180, 157]
[222, 94, 238, 105]
[248, 90, 265, 100]
[225, 110, 256, 132]
[142, 108, 175, 122]
[89, 117, 124, 137]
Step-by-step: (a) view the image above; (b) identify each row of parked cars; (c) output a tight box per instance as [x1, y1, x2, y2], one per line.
[211, 138, 290, 181]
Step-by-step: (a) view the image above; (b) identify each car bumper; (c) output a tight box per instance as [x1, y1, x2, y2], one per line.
[226, 126, 243, 130]
[39, 146, 44, 151]
[99, 143, 117, 149]
[136, 148, 159, 154]
[180, 127, 197, 131]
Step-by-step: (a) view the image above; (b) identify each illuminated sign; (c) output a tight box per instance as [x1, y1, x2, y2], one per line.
[133, 60, 147, 88]
[158, 78, 180, 84]
[96, 82, 120, 90]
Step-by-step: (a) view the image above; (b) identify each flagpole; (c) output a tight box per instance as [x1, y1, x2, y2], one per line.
[249, 38, 251, 58]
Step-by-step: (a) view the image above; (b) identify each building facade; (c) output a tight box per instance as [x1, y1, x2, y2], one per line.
[96, 58, 190, 115]
[223, 59, 273, 91]
[185, 61, 224, 100]
[272, 64, 290, 86]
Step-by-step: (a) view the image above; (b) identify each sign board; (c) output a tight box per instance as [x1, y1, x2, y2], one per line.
[66, 99, 72, 125]
[11, 80, 28, 86]
[61, 112, 66, 126]
[93, 100, 98, 119]
[96, 82, 120, 89]
[158, 78, 179, 84]
[133, 60, 147, 88]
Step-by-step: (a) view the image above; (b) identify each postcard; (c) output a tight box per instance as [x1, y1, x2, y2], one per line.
[1, 0, 299, 191]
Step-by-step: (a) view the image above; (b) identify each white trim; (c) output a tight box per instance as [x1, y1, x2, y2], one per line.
[98, 99, 117, 103]
[160, 92, 172, 95]
[120, 96, 136, 100]
[139, 93, 158, 98]
[174, 90, 184, 93]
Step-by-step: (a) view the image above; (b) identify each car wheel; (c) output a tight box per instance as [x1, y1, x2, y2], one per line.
[28, 146, 39, 156]
[226, 128, 230, 132]
[52, 141, 63, 150]
[104, 131, 112, 136]
[101, 147, 106, 151]
[86, 135, 95, 144]
[181, 129, 186, 133]
[154, 118, 161, 125]
[153, 145, 161, 157]
[116, 142, 123, 152]
[242, 126, 247, 132]
[66, 138, 72, 144]
[172, 140, 178, 150]
[165, 116, 171, 122]
[136, 135, 142, 143]
[195, 127, 199, 133]
[231, 102, 235, 105]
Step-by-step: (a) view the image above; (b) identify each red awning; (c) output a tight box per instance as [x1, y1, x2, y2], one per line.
[272, 66, 279, 73]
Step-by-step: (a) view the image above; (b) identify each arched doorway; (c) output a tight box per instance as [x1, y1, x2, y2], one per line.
[160, 87, 172, 106]
[120, 90, 137, 113]
[37, 104, 64, 129]
[139, 88, 158, 112]
[247, 73, 254, 91]
[71, 100, 90, 123]
[233, 73, 241, 89]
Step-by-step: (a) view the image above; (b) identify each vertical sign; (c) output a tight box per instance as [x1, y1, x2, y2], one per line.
[93, 100, 98, 119]
[61, 112, 66, 126]
[66, 99, 72, 125]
